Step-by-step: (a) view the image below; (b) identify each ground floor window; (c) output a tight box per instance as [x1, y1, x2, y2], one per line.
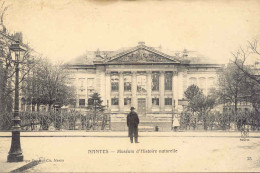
[124, 98, 131, 105]
[111, 98, 119, 105]
[79, 99, 85, 106]
[88, 98, 94, 105]
[69, 99, 76, 108]
[165, 98, 172, 105]
[152, 98, 159, 106]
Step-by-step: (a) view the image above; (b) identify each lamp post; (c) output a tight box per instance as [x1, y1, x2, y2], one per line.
[7, 40, 26, 162]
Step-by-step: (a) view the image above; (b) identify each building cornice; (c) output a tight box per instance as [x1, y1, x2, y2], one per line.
[187, 64, 224, 68]
[67, 64, 96, 69]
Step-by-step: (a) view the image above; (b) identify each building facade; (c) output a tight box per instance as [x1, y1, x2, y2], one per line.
[67, 42, 222, 131]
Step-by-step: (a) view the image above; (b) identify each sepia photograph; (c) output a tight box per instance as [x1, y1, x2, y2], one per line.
[0, 0, 260, 172]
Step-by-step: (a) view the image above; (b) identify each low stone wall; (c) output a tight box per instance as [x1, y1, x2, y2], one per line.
[111, 122, 128, 131]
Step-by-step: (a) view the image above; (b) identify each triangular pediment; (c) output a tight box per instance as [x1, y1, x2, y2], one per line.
[107, 45, 180, 64]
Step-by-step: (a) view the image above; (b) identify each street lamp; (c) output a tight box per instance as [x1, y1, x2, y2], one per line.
[7, 40, 26, 162]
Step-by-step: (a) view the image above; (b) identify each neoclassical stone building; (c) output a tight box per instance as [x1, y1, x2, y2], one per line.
[67, 42, 222, 131]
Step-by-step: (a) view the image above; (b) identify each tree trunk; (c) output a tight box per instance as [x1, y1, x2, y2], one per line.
[203, 117, 207, 130]
[234, 97, 238, 118]
[101, 116, 105, 130]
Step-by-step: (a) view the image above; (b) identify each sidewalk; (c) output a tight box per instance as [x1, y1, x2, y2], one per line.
[1, 131, 260, 172]
[1, 130, 260, 138]
[0, 160, 40, 173]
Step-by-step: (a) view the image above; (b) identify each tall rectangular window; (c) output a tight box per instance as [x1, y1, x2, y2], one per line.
[189, 77, 197, 86]
[67, 78, 75, 86]
[152, 72, 160, 91]
[137, 75, 146, 92]
[124, 75, 131, 91]
[111, 74, 119, 91]
[88, 89, 94, 96]
[198, 77, 206, 94]
[87, 78, 94, 88]
[165, 72, 173, 90]
[208, 77, 215, 89]
[79, 78, 85, 87]
[165, 98, 172, 105]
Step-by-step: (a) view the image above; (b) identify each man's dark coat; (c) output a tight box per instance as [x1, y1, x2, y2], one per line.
[127, 111, 139, 137]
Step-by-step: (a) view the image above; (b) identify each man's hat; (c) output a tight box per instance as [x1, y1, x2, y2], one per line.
[130, 107, 135, 110]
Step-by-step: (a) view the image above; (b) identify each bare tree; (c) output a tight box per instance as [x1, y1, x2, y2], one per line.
[24, 59, 76, 112]
[0, 1, 9, 25]
[231, 39, 260, 113]
[218, 63, 248, 119]
[0, 34, 36, 112]
[232, 39, 260, 85]
[0, 2, 40, 130]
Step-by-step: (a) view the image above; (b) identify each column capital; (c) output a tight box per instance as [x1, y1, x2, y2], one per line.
[146, 70, 152, 74]
[118, 71, 124, 75]
[131, 71, 137, 74]
[160, 71, 165, 75]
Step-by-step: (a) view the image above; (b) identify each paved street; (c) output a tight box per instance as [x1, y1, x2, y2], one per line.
[0, 132, 260, 172]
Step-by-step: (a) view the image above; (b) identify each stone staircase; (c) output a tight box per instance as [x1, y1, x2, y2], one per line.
[138, 116, 158, 131]
[110, 114, 172, 131]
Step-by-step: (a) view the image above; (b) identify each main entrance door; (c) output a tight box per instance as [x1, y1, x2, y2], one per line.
[137, 98, 146, 116]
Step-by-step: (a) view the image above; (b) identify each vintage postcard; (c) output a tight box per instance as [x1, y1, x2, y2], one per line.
[0, 0, 260, 172]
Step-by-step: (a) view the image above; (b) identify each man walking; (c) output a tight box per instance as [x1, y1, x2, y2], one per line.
[127, 107, 139, 143]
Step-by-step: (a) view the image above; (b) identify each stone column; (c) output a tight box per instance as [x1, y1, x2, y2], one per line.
[99, 67, 106, 104]
[159, 71, 165, 112]
[146, 71, 152, 113]
[173, 72, 178, 109]
[105, 71, 111, 107]
[131, 71, 137, 108]
[183, 70, 188, 95]
[119, 71, 124, 112]
[178, 71, 184, 100]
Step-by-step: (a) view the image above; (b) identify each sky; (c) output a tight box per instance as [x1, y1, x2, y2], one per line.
[3, 0, 260, 64]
